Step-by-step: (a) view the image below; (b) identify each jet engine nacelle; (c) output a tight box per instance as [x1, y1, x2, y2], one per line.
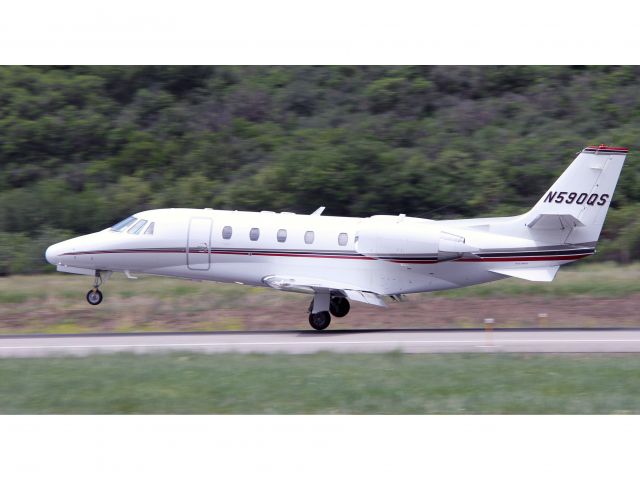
[355, 218, 478, 261]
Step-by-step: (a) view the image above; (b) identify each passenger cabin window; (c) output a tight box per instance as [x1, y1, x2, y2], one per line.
[111, 216, 137, 232]
[144, 222, 155, 235]
[128, 219, 147, 234]
[304, 231, 315, 244]
[338, 232, 348, 246]
[250, 228, 260, 241]
[277, 229, 287, 243]
[222, 226, 233, 240]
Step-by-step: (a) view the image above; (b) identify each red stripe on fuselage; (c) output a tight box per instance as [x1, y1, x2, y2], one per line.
[455, 253, 592, 262]
[389, 259, 438, 264]
[61, 249, 375, 260]
[210, 251, 375, 260]
[60, 249, 592, 263]
[61, 249, 186, 255]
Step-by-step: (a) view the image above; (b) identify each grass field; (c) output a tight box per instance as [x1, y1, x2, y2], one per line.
[0, 352, 639, 414]
[0, 262, 639, 333]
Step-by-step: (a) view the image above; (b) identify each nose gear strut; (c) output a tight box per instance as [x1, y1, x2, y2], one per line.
[86, 270, 111, 306]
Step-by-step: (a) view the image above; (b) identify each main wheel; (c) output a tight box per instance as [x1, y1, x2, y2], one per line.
[86, 288, 103, 305]
[308, 311, 331, 331]
[329, 297, 350, 318]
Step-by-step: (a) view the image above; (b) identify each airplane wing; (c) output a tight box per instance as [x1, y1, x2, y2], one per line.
[342, 289, 387, 307]
[262, 275, 387, 307]
[489, 266, 559, 282]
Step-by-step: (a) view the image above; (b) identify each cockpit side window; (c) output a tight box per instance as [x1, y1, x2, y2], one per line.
[128, 219, 148, 234]
[144, 222, 155, 235]
[111, 216, 137, 232]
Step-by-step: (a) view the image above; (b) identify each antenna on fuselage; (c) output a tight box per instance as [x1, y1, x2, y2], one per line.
[311, 206, 325, 216]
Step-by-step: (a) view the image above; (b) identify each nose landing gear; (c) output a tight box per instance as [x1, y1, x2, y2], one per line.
[86, 288, 103, 305]
[86, 270, 110, 306]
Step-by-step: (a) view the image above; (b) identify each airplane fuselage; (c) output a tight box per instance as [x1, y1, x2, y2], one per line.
[46, 208, 592, 295]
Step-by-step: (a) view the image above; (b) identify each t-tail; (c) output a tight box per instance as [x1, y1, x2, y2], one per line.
[521, 144, 627, 246]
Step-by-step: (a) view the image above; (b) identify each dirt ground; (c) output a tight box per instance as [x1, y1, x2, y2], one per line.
[2, 292, 640, 334]
[226, 294, 640, 330]
[2, 266, 639, 333]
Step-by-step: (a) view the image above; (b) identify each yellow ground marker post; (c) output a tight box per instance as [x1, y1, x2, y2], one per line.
[484, 318, 494, 347]
[537, 312, 548, 328]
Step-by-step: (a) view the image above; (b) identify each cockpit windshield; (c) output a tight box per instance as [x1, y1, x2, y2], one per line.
[127, 219, 148, 234]
[111, 216, 137, 232]
[111, 216, 156, 235]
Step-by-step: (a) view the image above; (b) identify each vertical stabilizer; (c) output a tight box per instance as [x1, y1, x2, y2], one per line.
[523, 145, 627, 244]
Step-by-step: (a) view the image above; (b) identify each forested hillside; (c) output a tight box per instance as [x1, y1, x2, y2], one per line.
[1, 65, 640, 274]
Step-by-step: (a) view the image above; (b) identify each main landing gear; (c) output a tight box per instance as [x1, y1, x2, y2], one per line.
[309, 311, 331, 330]
[86, 270, 110, 306]
[308, 293, 351, 331]
[329, 296, 350, 317]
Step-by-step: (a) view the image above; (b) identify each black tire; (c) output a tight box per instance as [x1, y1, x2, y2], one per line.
[329, 297, 350, 318]
[308, 311, 331, 331]
[86, 289, 103, 305]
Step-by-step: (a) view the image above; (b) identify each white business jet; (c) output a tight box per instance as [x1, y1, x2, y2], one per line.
[46, 145, 627, 330]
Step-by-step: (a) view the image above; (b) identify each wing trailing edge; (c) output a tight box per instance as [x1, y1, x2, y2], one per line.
[262, 275, 387, 307]
[489, 266, 559, 282]
[343, 289, 387, 307]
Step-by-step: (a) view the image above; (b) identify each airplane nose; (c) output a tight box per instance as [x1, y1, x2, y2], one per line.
[45, 243, 62, 265]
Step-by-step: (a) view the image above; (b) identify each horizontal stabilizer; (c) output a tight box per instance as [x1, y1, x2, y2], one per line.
[489, 266, 559, 282]
[527, 214, 584, 230]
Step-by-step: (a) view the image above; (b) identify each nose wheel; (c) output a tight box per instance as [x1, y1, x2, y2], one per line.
[85, 270, 110, 306]
[86, 288, 103, 305]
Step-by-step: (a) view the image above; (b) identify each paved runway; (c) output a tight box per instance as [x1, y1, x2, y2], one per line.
[2, 329, 640, 357]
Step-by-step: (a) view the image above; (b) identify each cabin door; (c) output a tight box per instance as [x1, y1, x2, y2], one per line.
[187, 217, 212, 270]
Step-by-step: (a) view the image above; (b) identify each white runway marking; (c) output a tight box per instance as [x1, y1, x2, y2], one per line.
[1, 337, 640, 350]
[2, 330, 640, 356]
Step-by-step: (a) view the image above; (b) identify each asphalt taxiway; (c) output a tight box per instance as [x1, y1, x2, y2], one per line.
[1, 329, 640, 357]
